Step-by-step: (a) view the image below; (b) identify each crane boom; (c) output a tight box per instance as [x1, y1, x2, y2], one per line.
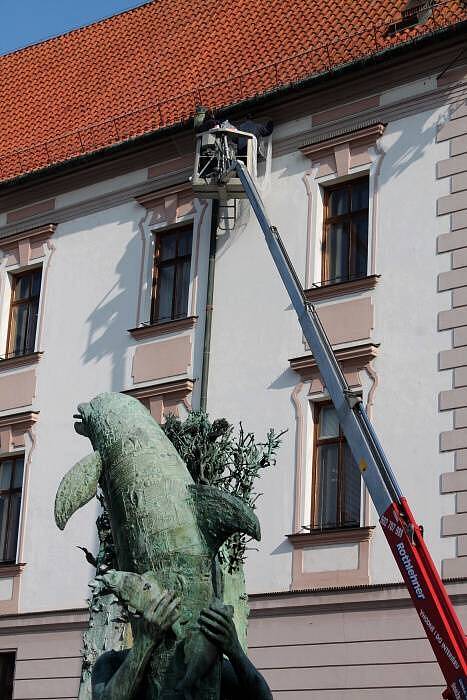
[232, 158, 467, 700]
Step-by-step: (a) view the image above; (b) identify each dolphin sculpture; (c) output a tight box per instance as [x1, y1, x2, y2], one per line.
[54, 392, 260, 699]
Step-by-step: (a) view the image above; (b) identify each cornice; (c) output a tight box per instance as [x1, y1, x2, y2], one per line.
[248, 578, 467, 617]
[128, 316, 198, 340]
[124, 378, 194, 400]
[0, 168, 192, 241]
[287, 526, 374, 548]
[0, 224, 56, 247]
[274, 80, 467, 157]
[0, 351, 43, 372]
[0, 607, 88, 628]
[304, 275, 380, 303]
[0, 563, 26, 578]
[301, 124, 386, 158]
[136, 182, 193, 210]
[290, 342, 379, 378]
[0, 411, 39, 430]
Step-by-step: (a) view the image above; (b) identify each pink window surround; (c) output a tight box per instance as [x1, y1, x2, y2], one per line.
[0, 223, 56, 268]
[0, 411, 38, 614]
[134, 184, 207, 327]
[124, 378, 193, 423]
[436, 98, 467, 579]
[301, 123, 386, 295]
[301, 123, 386, 179]
[0, 223, 56, 379]
[288, 343, 378, 589]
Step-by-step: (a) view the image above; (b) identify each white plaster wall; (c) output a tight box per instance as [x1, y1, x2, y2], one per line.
[207, 105, 457, 593]
[18, 184, 211, 611]
[15, 100, 458, 610]
[207, 149, 310, 594]
[370, 106, 455, 582]
[21, 201, 150, 612]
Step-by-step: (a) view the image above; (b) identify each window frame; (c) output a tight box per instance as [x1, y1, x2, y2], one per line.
[150, 224, 193, 325]
[0, 454, 24, 565]
[5, 267, 42, 360]
[311, 402, 361, 531]
[321, 175, 369, 287]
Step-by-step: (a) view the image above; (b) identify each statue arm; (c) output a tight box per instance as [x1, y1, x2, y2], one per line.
[199, 602, 273, 700]
[92, 591, 180, 700]
[92, 640, 154, 700]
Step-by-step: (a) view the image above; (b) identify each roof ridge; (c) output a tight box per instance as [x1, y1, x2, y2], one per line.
[0, 0, 155, 61]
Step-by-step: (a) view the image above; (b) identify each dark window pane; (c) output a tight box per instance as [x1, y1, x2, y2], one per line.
[31, 269, 42, 297]
[319, 406, 339, 439]
[5, 494, 21, 562]
[152, 227, 193, 323]
[177, 230, 193, 257]
[12, 459, 24, 490]
[328, 187, 348, 217]
[9, 304, 28, 356]
[155, 265, 175, 321]
[25, 299, 39, 353]
[0, 462, 12, 491]
[351, 180, 369, 212]
[159, 234, 177, 261]
[343, 444, 361, 526]
[327, 222, 349, 283]
[14, 275, 31, 301]
[174, 260, 191, 319]
[0, 653, 15, 700]
[351, 216, 368, 279]
[317, 444, 339, 528]
[0, 496, 9, 559]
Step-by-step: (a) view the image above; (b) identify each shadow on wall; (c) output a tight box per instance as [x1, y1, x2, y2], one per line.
[81, 213, 142, 394]
[379, 109, 446, 187]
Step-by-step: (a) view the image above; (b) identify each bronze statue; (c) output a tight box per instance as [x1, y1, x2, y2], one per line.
[55, 393, 272, 699]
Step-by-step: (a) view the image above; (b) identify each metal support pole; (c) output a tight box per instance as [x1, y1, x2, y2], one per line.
[200, 199, 219, 412]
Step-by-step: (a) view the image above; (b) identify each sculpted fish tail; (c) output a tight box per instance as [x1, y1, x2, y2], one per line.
[54, 451, 102, 530]
[190, 484, 261, 554]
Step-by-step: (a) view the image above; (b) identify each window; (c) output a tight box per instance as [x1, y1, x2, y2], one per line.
[6, 268, 42, 359]
[0, 456, 24, 563]
[151, 226, 192, 324]
[322, 177, 369, 286]
[0, 653, 15, 699]
[311, 404, 361, 530]
[387, 0, 434, 33]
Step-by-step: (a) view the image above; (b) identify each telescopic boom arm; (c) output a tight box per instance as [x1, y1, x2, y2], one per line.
[232, 158, 467, 700]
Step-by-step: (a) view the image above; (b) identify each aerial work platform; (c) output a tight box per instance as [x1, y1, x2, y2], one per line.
[192, 126, 257, 199]
[192, 127, 467, 700]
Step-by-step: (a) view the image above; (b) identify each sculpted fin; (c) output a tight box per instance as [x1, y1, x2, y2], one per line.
[189, 484, 261, 554]
[54, 451, 102, 530]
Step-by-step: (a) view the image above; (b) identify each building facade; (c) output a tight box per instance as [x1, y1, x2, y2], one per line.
[0, 1, 466, 698]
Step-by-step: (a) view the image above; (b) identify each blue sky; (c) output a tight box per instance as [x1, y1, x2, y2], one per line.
[0, 0, 150, 56]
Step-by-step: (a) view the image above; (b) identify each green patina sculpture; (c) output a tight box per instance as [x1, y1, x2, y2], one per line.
[55, 393, 272, 699]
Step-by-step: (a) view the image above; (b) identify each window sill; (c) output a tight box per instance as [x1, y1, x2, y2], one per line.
[0, 562, 26, 578]
[128, 316, 198, 340]
[304, 275, 380, 303]
[0, 351, 42, 372]
[287, 526, 374, 548]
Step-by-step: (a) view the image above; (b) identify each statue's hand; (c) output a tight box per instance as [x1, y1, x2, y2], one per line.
[198, 601, 239, 658]
[134, 590, 181, 643]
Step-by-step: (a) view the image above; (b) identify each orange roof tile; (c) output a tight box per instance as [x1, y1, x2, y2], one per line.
[0, 0, 464, 183]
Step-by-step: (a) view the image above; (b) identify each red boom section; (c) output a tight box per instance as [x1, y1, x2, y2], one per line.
[381, 499, 467, 699]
